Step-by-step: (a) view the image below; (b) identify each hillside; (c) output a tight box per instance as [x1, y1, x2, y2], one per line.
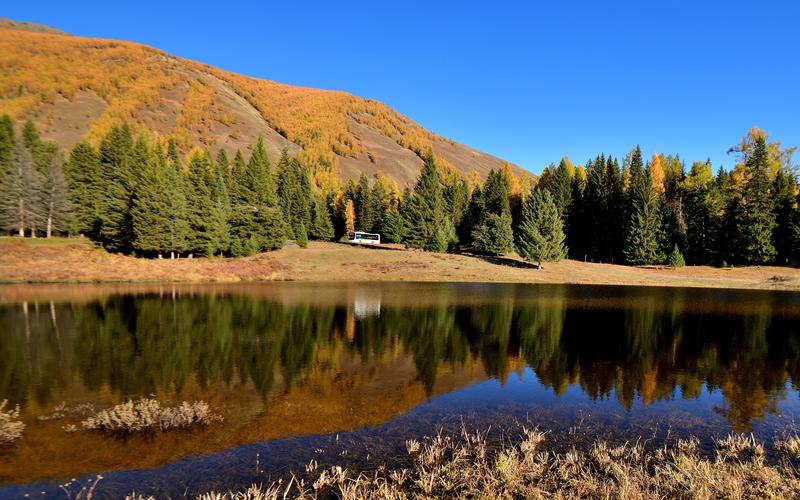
[0, 23, 526, 184]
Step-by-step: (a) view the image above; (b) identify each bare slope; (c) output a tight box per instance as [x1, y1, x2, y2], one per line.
[0, 25, 525, 184]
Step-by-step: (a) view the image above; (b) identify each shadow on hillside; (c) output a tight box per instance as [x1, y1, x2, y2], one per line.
[469, 253, 541, 270]
[335, 242, 408, 252]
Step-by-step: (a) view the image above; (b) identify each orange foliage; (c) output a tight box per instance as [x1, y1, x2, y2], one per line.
[0, 28, 460, 177]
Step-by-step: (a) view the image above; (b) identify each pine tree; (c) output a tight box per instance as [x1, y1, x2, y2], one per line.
[276, 150, 312, 238]
[296, 222, 308, 248]
[40, 145, 71, 237]
[459, 185, 486, 245]
[369, 174, 390, 234]
[772, 168, 797, 265]
[0, 115, 14, 184]
[473, 211, 514, 255]
[309, 193, 334, 240]
[739, 136, 776, 264]
[354, 173, 375, 231]
[65, 142, 102, 238]
[0, 138, 42, 236]
[132, 153, 170, 255]
[517, 188, 566, 269]
[402, 151, 452, 252]
[98, 124, 136, 252]
[547, 157, 574, 229]
[382, 201, 405, 243]
[483, 169, 511, 216]
[185, 149, 220, 255]
[625, 150, 663, 265]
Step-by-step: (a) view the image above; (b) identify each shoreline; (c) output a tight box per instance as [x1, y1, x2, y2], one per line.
[1, 238, 799, 291]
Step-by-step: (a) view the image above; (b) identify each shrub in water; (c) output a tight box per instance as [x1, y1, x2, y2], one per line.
[81, 398, 220, 433]
[0, 400, 25, 445]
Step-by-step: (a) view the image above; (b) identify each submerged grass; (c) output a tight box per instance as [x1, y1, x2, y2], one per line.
[0, 400, 25, 446]
[124, 428, 800, 499]
[81, 398, 221, 434]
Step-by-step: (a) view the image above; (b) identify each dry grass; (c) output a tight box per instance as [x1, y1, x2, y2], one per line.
[0, 399, 25, 446]
[2, 238, 798, 291]
[81, 398, 221, 434]
[159, 429, 800, 499]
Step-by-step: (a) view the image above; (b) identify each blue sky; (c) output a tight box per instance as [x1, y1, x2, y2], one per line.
[6, 1, 799, 174]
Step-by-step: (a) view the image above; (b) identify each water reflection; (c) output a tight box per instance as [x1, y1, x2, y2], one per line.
[2, 284, 799, 438]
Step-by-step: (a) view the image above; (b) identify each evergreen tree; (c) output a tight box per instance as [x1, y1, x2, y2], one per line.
[276, 150, 311, 238]
[354, 173, 375, 232]
[369, 174, 390, 234]
[382, 201, 406, 243]
[517, 188, 566, 268]
[0, 137, 42, 236]
[566, 166, 587, 259]
[402, 151, 452, 252]
[545, 157, 574, 229]
[309, 193, 335, 241]
[296, 222, 308, 248]
[40, 146, 71, 237]
[185, 149, 223, 255]
[772, 168, 797, 264]
[473, 211, 514, 255]
[459, 185, 486, 245]
[65, 142, 102, 238]
[483, 169, 511, 216]
[0, 115, 14, 184]
[625, 150, 663, 265]
[132, 152, 170, 255]
[739, 136, 776, 263]
[668, 244, 686, 267]
[98, 124, 136, 252]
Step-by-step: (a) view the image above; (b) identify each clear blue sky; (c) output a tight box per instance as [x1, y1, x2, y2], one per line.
[6, 1, 799, 174]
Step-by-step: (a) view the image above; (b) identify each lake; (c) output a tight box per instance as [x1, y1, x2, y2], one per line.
[1, 282, 799, 498]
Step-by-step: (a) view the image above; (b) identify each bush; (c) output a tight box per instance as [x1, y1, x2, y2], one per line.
[668, 245, 686, 267]
[0, 400, 25, 445]
[81, 398, 220, 433]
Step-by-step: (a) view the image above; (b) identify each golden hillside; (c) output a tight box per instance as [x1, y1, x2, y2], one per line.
[0, 26, 524, 184]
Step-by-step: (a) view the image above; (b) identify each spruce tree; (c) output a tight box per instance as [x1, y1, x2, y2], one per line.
[0, 115, 14, 184]
[354, 173, 375, 231]
[473, 211, 514, 255]
[40, 146, 71, 237]
[739, 136, 776, 264]
[517, 188, 566, 269]
[276, 150, 311, 238]
[402, 151, 452, 252]
[382, 201, 406, 243]
[309, 193, 334, 241]
[65, 142, 102, 238]
[0, 137, 42, 236]
[624, 148, 663, 265]
[132, 153, 170, 255]
[772, 168, 796, 265]
[459, 185, 486, 245]
[185, 149, 220, 255]
[98, 124, 136, 252]
[296, 222, 308, 248]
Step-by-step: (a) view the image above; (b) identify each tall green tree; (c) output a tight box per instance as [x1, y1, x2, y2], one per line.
[65, 142, 102, 238]
[517, 188, 566, 268]
[772, 168, 797, 264]
[40, 146, 71, 237]
[739, 136, 776, 264]
[98, 124, 136, 252]
[276, 150, 311, 238]
[624, 148, 663, 265]
[402, 151, 452, 252]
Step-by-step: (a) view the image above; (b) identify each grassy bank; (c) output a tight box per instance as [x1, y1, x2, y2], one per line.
[112, 429, 800, 499]
[1, 237, 799, 290]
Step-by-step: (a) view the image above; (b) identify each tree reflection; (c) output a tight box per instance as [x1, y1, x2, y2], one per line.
[0, 287, 798, 432]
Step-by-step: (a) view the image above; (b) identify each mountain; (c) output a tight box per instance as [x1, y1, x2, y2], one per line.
[0, 22, 527, 185]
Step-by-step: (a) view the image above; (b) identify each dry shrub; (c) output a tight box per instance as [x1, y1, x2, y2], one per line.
[188, 429, 800, 499]
[0, 399, 25, 445]
[81, 398, 221, 433]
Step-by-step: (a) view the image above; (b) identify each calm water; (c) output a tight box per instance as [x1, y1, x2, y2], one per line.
[1, 282, 799, 498]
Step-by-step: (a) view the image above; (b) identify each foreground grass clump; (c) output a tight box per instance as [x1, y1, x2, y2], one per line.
[134, 429, 800, 499]
[0, 400, 25, 445]
[82, 398, 220, 433]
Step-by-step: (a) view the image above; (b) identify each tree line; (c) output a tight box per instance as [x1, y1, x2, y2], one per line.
[1, 116, 798, 267]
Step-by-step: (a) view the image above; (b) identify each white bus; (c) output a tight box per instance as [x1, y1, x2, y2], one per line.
[347, 231, 381, 245]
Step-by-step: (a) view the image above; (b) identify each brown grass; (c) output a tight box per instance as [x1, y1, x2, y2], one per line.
[122, 429, 800, 499]
[1, 237, 798, 291]
[0, 400, 25, 446]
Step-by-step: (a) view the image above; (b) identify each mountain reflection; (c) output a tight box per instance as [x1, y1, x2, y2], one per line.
[1, 284, 798, 433]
